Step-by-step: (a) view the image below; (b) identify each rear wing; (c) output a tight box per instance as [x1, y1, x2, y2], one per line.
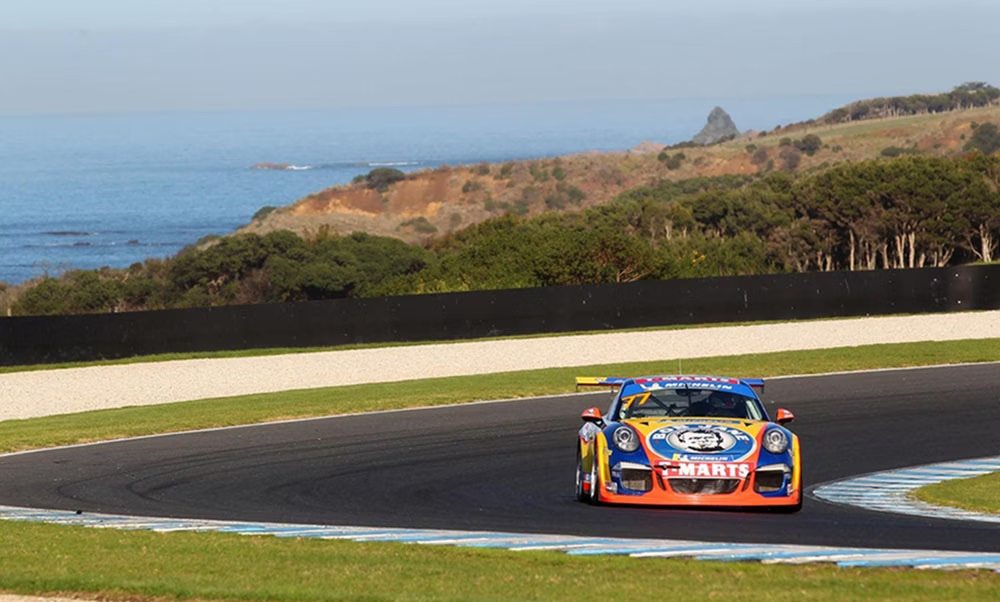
[575, 376, 765, 395]
[575, 376, 630, 391]
[742, 378, 766, 396]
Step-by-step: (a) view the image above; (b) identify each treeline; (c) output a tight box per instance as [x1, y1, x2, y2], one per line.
[11, 232, 433, 314]
[819, 82, 1000, 124]
[7, 154, 1000, 316]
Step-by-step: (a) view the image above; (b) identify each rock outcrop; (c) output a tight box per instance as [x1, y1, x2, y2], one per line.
[693, 107, 739, 145]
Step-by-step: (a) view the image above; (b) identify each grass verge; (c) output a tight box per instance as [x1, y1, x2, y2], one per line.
[1, 338, 999, 601]
[912, 472, 1000, 515]
[1, 521, 998, 602]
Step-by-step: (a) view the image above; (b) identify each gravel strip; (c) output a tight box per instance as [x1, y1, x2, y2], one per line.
[2, 311, 999, 422]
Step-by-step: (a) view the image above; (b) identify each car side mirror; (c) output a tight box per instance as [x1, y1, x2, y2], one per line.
[581, 407, 604, 426]
[775, 408, 795, 425]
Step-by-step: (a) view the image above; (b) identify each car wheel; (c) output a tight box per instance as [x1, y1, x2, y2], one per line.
[588, 455, 602, 505]
[575, 450, 588, 502]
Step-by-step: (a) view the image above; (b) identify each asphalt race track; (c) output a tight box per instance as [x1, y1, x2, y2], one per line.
[1, 364, 998, 553]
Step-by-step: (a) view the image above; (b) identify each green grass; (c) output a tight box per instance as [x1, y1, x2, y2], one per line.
[1, 337, 999, 600]
[912, 472, 1000, 515]
[1, 521, 997, 602]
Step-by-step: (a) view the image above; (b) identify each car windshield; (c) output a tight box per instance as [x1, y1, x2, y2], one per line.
[616, 387, 764, 421]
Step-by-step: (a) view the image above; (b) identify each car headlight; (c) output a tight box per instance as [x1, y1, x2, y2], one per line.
[762, 428, 789, 454]
[612, 426, 640, 453]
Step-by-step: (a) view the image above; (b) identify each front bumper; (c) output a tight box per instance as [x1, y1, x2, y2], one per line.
[599, 461, 801, 507]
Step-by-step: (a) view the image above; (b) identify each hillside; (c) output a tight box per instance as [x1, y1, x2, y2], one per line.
[238, 103, 1000, 244]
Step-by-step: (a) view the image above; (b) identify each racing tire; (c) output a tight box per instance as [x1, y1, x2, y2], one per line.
[575, 450, 589, 503]
[587, 455, 602, 505]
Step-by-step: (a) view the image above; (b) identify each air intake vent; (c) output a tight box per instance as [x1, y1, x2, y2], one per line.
[620, 468, 653, 492]
[668, 479, 740, 495]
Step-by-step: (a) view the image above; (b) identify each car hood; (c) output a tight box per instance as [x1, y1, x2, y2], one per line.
[622, 418, 768, 462]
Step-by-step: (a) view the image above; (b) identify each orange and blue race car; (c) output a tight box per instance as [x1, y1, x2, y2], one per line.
[575, 375, 801, 511]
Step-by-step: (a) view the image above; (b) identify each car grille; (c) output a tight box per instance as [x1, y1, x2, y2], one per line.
[620, 468, 653, 492]
[668, 478, 740, 495]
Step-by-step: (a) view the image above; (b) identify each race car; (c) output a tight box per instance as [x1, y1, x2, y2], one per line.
[575, 375, 801, 511]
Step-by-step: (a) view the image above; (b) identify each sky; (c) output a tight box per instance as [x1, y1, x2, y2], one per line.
[1, 0, 997, 114]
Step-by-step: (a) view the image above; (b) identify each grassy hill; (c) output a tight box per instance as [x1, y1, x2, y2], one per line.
[238, 101, 1000, 244]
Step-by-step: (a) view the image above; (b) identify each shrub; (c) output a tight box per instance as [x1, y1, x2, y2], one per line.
[964, 122, 1000, 155]
[795, 134, 822, 156]
[364, 167, 406, 192]
[659, 152, 685, 170]
[400, 217, 438, 234]
[880, 146, 919, 157]
[778, 146, 802, 171]
[252, 206, 278, 221]
[531, 165, 550, 182]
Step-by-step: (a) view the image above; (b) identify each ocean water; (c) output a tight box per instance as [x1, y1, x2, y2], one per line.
[0, 96, 854, 284]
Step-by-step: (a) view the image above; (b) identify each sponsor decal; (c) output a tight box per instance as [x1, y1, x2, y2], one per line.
[636, 382, 736, 392]
[661, 462, 752, 479]
[648, 424, 756, 461]
[634, 376, 739, 385]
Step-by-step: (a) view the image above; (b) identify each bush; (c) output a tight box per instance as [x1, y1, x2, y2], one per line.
[400, 217, 438, 234]
[659, 152, 685, 170]
[778, 146, 802, 171]
[252, 206, 278, 221]
[530, 164, 550, 182]
[964, 122, 1000, 155]
[880, 146, 919, 157]
[364, 167, 406, 192]
[795, 134, 822, 156]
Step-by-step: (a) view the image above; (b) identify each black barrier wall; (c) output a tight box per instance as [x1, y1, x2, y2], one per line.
[2, 265, 999, 366]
